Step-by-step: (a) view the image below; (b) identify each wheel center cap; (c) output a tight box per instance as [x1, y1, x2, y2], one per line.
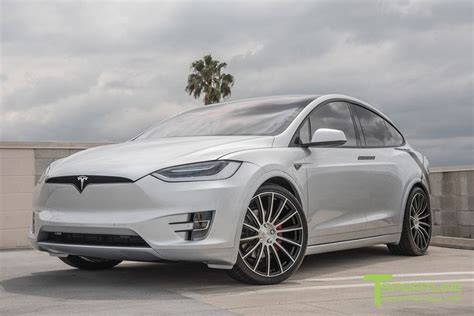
[259, 223, 276, 245]
[413, 217, 420, 229]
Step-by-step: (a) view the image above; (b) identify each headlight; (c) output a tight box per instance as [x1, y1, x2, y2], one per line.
[38, 166, 51, 184]
[152, 160, 242, 182]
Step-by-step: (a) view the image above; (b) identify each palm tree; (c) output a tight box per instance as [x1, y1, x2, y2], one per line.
[185, 54, 235, 105]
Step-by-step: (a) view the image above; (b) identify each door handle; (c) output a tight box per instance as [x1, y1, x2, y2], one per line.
[358, 155, 376, 160]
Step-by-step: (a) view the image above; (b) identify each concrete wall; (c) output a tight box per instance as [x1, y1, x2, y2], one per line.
[0, 141, 472, 249]
[0, 148, 35, 249]
[430, 166, 474, 239]
[0, 142, 108, 249]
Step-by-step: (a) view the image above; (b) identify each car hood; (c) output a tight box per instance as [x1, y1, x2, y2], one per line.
[47, 136, 273, 181]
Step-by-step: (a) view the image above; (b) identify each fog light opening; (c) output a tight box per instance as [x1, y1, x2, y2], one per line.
[170, 210, 214, 241]
[190, 211, 214, 240]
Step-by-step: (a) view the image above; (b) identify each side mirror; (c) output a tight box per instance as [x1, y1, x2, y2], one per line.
[304, 128, 347, 147]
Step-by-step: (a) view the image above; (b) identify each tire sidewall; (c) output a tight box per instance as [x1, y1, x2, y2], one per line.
[60, 255, 121, 270]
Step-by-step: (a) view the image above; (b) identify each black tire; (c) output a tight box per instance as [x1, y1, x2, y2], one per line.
[228, 184, 308, 285]
[388, 187, 431, 256]
[59, 255, 122, 270]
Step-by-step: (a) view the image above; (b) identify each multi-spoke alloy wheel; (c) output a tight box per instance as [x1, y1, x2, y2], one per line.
[388, 187, 431, 256]
[228, 184, 307, 284]
[409, 192, 431, 250]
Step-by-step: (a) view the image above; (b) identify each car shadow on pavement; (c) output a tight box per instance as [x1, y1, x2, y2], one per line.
[294, 245, 416, 280]
[1, 245, 416, 300]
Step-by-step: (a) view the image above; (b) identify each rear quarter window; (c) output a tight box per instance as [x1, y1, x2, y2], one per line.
[353, 105, 404, 147]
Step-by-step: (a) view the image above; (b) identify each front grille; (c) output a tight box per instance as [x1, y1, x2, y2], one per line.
[44, 232, 150, 247]
[46, 175, 133, 193]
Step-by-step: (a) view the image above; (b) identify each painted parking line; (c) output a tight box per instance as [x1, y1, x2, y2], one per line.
[226, 278, 474, 296]
[181, 278, 474, 298]
[304, 271, 474, 282]
[179, 272, 474, 298]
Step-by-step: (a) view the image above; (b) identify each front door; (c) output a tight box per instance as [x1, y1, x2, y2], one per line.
[302, 102, 369, 245]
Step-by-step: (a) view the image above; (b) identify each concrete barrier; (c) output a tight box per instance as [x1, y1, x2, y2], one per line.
[0, 141, 472, 249]
[429, 166, 474, 239]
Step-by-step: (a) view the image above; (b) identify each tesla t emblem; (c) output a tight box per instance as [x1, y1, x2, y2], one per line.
[77, 176, 88, 193]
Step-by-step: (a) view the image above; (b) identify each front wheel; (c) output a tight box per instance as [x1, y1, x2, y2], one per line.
[59, 255, 122, 270]
[228, 184, 308, 285]
[388, 187, 432, 256]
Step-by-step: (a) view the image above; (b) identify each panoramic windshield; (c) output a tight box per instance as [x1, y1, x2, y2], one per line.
[136, 96, 316, 139]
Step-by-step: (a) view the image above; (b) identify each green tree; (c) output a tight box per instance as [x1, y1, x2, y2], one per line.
[185, 54, 235, 105]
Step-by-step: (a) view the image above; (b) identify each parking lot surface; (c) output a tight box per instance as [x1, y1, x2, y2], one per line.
[1, 246, 473, 315]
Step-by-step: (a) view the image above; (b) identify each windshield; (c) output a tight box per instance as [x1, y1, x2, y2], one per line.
[135, 96, 316, 139]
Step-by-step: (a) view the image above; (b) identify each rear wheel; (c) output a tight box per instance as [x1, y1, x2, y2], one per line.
[59, 255, 122, 270]
[388, 187, 431, 256]
[228, 184, 307, 285]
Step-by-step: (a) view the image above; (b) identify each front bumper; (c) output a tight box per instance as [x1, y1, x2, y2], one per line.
[29, 162, 260, 268]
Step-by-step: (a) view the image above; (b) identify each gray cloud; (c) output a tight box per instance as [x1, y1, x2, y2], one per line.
[1, 0, 472, 166]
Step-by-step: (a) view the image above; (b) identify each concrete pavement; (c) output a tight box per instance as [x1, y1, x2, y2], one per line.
[1, 245, 473, 315]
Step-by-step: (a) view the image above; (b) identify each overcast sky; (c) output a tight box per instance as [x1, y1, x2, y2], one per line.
[1, 0, 472, 166]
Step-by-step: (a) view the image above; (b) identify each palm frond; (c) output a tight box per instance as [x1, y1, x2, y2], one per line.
[186, 54, 235, 105]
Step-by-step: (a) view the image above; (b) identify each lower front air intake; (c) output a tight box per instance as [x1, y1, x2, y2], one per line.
[44, 232, 151, 248]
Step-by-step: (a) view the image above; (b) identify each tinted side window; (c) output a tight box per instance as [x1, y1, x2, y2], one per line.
[384, 121, 404, 146]
[309, 102, 357, 147]
[354, 106, 403, 147]
[294, 119, 311, 145]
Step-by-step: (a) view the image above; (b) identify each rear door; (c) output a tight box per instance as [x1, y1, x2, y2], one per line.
[350, 104, 406, 236]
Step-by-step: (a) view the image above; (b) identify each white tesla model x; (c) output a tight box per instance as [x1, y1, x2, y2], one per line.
[30, 94, 431, 284]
